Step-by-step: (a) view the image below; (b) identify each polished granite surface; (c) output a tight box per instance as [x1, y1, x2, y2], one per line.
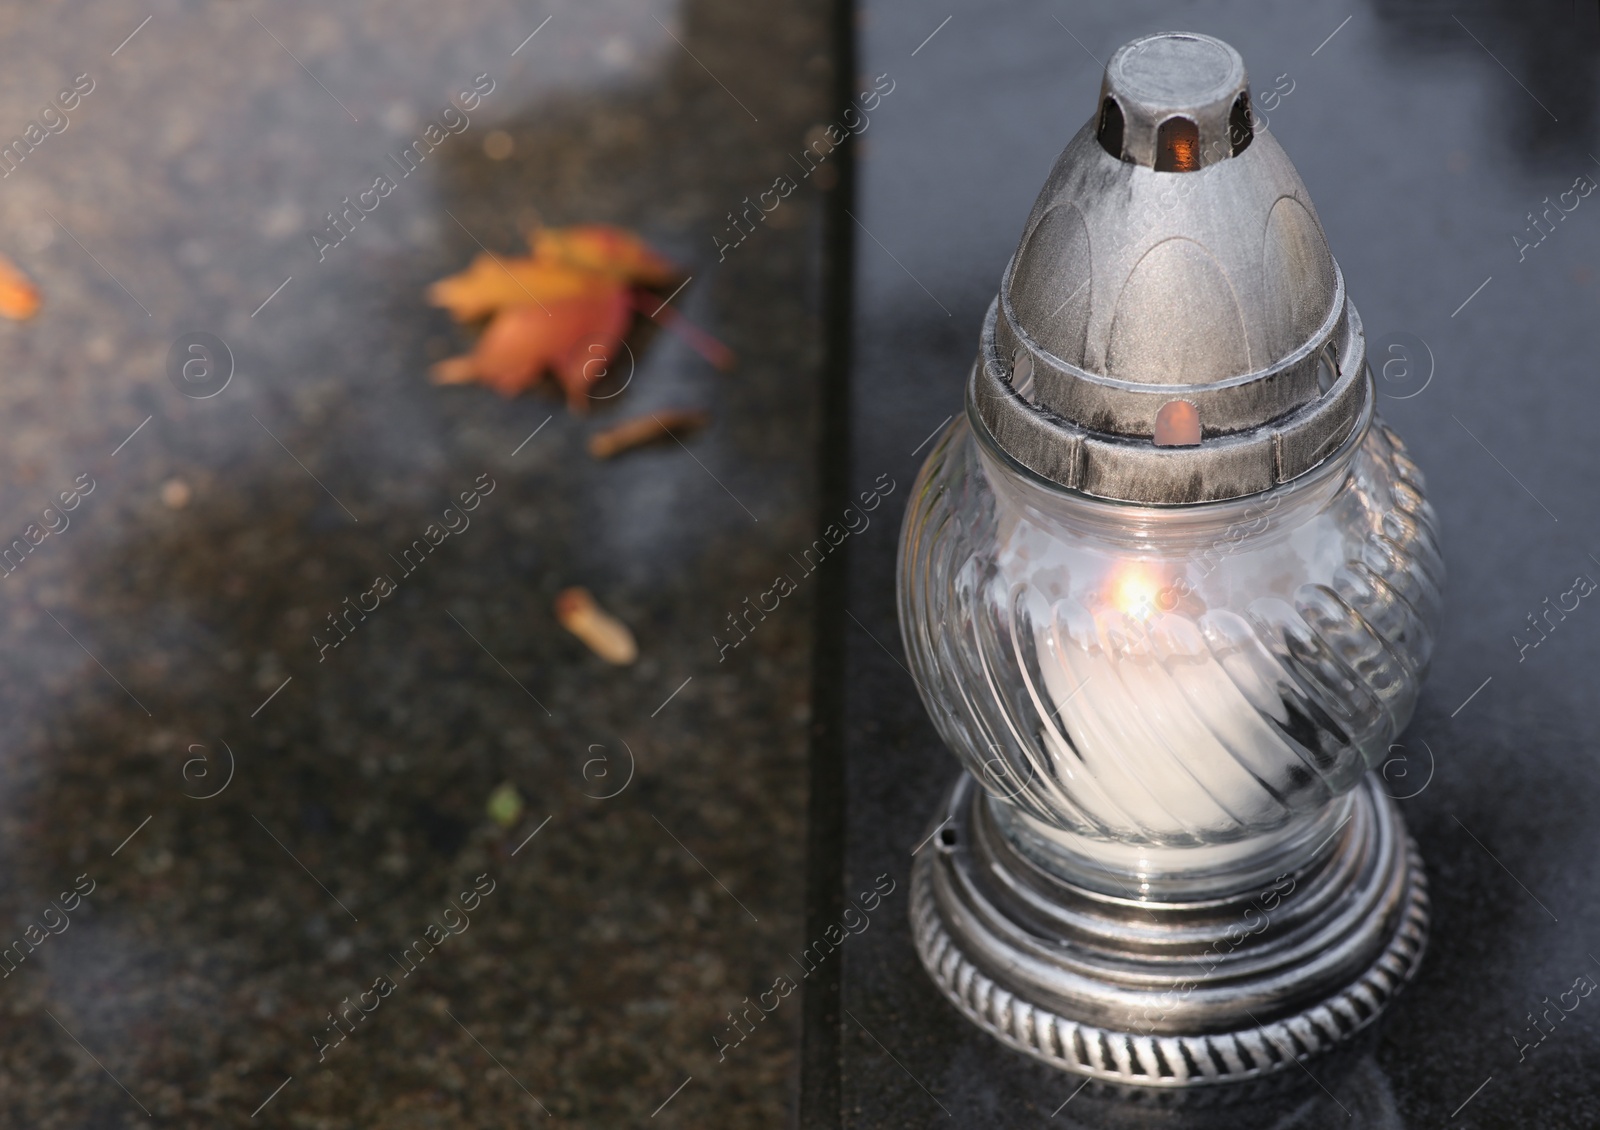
[0, 0, 833, 1124]
[824, 1, 1600, 1127]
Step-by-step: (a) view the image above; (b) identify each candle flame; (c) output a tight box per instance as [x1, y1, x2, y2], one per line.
[1109, 564, 1160, 621]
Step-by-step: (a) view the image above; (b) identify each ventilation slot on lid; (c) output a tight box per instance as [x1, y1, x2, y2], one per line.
[1229, 93, 1253, 155]
[1155, 117, 1201, 172]
[1097, 97, 1125, 160]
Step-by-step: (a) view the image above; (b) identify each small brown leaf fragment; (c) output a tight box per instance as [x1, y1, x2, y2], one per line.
[429, 355, 479, 385]
[0, 253, 40, 320]
[588, 409, 710, 459]
[555, 587, 638, 665]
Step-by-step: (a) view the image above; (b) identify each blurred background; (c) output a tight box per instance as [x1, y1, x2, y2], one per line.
[0, 1, 831, 1126]
[0, 0, 1596, 1127]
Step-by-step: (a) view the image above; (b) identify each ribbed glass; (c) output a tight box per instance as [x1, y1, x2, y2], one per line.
[897, 401, 1443, 849]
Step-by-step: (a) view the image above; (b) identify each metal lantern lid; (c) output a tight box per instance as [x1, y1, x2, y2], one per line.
[972, 31, 1371, 504]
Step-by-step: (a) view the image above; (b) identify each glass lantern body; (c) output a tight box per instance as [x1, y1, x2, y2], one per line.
[898, 391, 1443, 895]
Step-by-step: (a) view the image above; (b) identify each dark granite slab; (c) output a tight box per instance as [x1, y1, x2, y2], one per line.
[819, 1, 1600, 1127]
[0, 0, 837, 1124]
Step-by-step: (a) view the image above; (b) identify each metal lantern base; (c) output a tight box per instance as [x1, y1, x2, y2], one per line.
[911, 774, 1428, 1087]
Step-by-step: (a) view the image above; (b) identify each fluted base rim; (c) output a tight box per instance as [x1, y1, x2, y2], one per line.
[910, 774, 1429, 1087]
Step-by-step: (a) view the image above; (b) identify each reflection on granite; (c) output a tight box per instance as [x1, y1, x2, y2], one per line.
[0, 0, 831, 1124]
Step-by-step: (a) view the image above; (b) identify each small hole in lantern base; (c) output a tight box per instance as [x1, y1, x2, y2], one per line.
[938, 827, 959, 849]
[1153, 400, 1201, 446]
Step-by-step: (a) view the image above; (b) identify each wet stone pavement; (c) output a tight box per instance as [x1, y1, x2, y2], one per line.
[0, 0, 833, 1125]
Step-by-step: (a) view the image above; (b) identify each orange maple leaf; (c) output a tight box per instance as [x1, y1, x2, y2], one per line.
[425, 224, 679, 324]
[427, 224, 675, 408]
[426, 223, 726, 407]
[432, 288, 630, 410]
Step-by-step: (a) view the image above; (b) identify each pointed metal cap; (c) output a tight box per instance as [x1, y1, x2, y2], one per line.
[971, 32, 1371, 505]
